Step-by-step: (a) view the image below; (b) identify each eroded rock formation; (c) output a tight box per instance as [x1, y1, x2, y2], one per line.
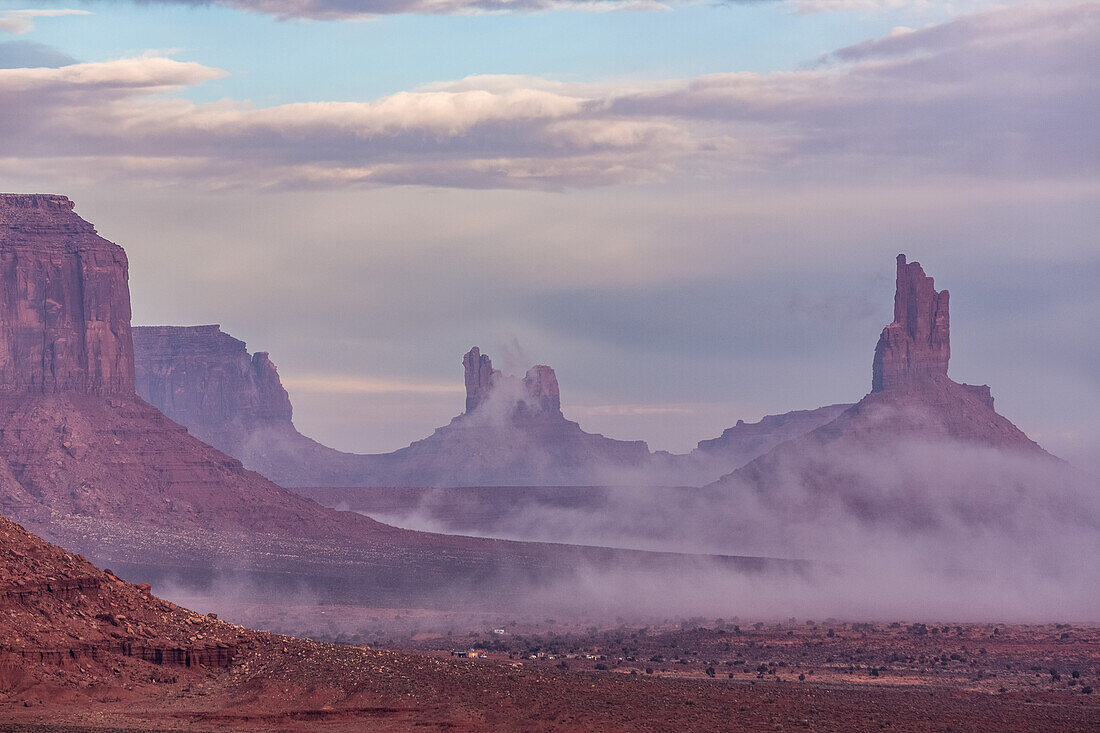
[462, 346, 563, 419]
[523, 364, 561, 416]
[872, 254, 951, 392]
[711, 254, 1051, 521]
[0, 194, 133, 396]
[134, 337, 655, 487]
[0, 512, 247, 688]
[133, 325, 294, 457]
[463, 346, 498, 413]
[2, 194, 763, 606]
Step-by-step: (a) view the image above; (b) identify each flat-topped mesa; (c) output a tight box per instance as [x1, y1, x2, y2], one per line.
[133, 325, 293, 450]
[0, 193, 134, 396]
[872, 254, 951, 392]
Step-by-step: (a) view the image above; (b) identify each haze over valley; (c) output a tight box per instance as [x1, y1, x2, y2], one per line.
[0, 0, 1097, 730]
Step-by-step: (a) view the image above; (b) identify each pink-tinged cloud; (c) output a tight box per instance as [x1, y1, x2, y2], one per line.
[0, 9, 90, 35]
[65, 0, 985, 20]
[1, 3, 1095, 189]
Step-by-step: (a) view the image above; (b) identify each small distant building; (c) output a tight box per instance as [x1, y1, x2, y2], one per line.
[450, 649, 485, 659]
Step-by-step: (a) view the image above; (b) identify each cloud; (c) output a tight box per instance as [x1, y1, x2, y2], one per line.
[63, 0, 997, 19]
[72, 0, 695, 20]
[0, 9, 89, 34]
[0, 3, 1094, 189]
[0, 40, 76, 68]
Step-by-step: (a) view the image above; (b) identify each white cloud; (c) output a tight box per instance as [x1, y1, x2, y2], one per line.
[0, 3, 1095, 189]
[0, 9, 90, 34]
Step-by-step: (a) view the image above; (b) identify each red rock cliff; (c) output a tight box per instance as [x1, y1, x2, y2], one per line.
[0, 194, 134, 396]
[872, 254, 950, 392]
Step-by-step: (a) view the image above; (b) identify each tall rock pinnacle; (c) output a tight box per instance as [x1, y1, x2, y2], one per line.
[463, 346, 499, 413]
[0, 194, 134, 396]
[872, 254, 950, 392]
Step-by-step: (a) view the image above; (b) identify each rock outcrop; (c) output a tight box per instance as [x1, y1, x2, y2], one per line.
[0, 194, 133, 396]
[134, 331, 852, 488]
[463, 346, 498, 413]
[872, 254, 951, 392]
[461, 347, 562, 418]
[134, 338, 656, 487]
[133, 325, 294, 457]
[0, 511, 251, 695]
[710, 254, 1053, 528]
[692, 404, 853, 461]
[1, 194, 674, 606]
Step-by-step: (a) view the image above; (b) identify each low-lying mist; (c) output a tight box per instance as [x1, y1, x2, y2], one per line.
[355, 439, 1100, 624]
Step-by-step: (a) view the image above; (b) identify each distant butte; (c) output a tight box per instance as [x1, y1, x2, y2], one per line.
[134, 333, 849, 489]
[709, 253, 1052, 522]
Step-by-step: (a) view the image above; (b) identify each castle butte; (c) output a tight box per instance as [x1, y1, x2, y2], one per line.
[0, 193, 781, 608]
[133, 333, 655, 487]
[133, 339, 850, 488]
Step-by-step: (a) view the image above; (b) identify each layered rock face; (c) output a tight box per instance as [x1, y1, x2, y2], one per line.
[872, 254, 950, 392]
[0, 194, 133, 396]
[0, 512, 250, 691]
[0, 195, 396, 544]
[133, 325, 294, 457]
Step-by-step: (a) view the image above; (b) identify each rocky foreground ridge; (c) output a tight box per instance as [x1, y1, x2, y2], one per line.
[7, 513, 1089, 732]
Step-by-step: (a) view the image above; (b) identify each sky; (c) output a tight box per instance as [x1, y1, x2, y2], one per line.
[1, 0, 1097, 468]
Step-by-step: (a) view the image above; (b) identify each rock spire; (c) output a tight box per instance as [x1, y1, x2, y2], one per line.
[872, 254, 950, 392]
